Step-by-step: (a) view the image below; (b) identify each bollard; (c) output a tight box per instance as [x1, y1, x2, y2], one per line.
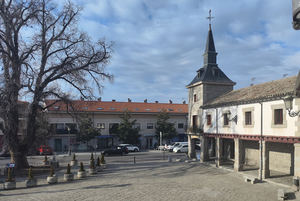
[168, 156, 172, 162]
[163, 150, 165, 160]
[133, 156, 136, 164]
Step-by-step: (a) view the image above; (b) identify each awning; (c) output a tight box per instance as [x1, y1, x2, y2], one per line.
[96, 135, 113, 139]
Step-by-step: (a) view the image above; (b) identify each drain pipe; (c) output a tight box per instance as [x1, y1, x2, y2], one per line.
[259, 102, 263, 181]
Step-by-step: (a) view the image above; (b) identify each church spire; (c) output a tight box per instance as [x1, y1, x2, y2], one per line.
[203, 10, 217, 65]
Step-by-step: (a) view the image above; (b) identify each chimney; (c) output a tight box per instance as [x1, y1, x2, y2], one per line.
[144, 99, 147, 103]
[80, 96, 84, 101]
[169, 100, 172, 104]
[112, 99, 116, 102]
[128, 98, 131, 102]
[155, 101, 158, 103]
[98, 97, 102, 101]
[183, 100, 186, 104]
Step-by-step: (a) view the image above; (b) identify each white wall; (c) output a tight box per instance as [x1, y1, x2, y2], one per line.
[202, 98, 299, 137]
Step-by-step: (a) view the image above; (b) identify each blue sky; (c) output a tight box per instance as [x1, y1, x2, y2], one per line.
[72, 0, 300, 103]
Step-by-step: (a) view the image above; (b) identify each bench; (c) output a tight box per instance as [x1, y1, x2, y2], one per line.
[277, 189, 288, 201]
[244, 176, 258, 184]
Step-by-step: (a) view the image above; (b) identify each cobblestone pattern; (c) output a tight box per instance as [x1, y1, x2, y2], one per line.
[0, 151, 297, 201]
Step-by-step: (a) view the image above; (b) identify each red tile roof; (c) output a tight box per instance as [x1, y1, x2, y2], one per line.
[45, 100, 188, 114]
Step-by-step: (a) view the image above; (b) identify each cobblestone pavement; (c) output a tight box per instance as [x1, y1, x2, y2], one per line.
[0, 151, 299, 201]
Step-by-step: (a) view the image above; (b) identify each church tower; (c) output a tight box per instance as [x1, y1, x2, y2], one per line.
[186, 10, 235, 158]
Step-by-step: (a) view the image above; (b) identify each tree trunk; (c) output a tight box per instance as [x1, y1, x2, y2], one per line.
[10, 150, 29, 169]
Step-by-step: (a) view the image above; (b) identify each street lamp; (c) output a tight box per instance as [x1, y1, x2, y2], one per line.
[283, 95, 300, 117]
[293, 0, 300, 30]
[67, 126, 71, 156]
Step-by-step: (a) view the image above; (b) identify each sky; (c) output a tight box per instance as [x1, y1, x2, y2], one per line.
[70, 0, 300, 103]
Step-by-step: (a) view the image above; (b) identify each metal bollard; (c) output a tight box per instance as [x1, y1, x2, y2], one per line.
[168, 156, 172, 162]
[133, 156, 136, 164]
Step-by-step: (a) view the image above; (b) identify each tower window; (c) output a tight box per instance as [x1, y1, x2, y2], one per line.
[193, 94, 197, 102]
[212, 68, 219, 77]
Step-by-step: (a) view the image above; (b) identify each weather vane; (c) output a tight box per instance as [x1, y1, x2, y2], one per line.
[206, 9, 214, 28]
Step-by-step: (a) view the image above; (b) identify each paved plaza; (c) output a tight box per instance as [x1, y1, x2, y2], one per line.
[0, 151, 299, 201]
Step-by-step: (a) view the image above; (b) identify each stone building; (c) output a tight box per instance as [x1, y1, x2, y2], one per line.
[45, 99, 188, 152]
[186, 23, 235, 158]
[187, 21, 300, 181]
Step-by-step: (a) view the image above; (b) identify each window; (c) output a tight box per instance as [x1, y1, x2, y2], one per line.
[206, 114, 212, 126]
[109, 123, 119, 134]
[133, 123, 141, 130]
[193, 94, 197, 102]
[56, 123, 64, 130]
[192, 115, 198, 130]
[274, 109, 283, 125]
[147, 123, 154, 129]
[245, 111, 252, 125]
[178, 123, 184, 129]
[223, 113, 229, 126]
[97, 123, 105, 129]
[97, 107, 103, 110]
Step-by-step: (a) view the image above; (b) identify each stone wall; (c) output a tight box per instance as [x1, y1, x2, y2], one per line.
[268, 142, 293, 174]
[244, 141, 259, 167]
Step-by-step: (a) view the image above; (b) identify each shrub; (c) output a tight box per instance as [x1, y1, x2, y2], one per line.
[72, 153, 76, 161]
[90, 153, 94, 161]
[44, 155, 48, 162]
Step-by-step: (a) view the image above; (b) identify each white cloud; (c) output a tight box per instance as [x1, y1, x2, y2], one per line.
[73, 0, 300, 103]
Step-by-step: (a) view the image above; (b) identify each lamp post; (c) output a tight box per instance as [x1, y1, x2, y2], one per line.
[67, 126, 71, 156]
[283, 95, 300, 117]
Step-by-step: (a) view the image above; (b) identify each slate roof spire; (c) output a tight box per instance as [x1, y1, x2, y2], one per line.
[186, 10, 235, 87]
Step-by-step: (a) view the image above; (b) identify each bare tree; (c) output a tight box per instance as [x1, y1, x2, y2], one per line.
[0, 0, 112, 169]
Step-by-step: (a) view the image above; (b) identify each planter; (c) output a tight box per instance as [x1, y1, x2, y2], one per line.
[25, 179, 37, 188]
[47, 175, 58, 184]
[70, 160, 78, 167]
[64, 173, 74, 182]
[89, 168, 96, 175]
[77, 171, 86, 179]
[4, 181, 16, 190]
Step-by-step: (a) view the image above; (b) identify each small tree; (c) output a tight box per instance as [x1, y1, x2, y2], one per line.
[155, 110, 177, 144]
[72, 153, 76, 161]
[66, 164, 71, 174]
[28, 167, 34, 180]
[6, 168, 14, 182]
[100, 154, 106, 164]
[90, 153, 94, 161]
[90, 158, 95, 169]
[117, 111, 140, 145]
[79, 162, 85, 172]
[96, 156, 101, 166]
[77, 118, 100, 149]
[49, 166, 54, 177]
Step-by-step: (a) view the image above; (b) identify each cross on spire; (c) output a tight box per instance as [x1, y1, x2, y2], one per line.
[206, 9, 214, 29]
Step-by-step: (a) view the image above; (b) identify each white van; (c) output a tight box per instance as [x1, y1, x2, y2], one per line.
[173, 144, 189, 153]
[168, 142, 188, 152]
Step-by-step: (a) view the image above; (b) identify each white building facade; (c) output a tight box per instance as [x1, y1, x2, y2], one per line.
[45, 99, 188, 152]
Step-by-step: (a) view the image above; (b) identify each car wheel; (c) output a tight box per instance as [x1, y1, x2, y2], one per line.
[177, 150, 181, 153]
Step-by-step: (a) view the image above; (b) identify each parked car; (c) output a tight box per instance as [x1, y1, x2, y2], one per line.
[173, 144, 189, 153]
[119, 144, 140, 152]
[167, 142, 188, 152]
[0, 149, 10, 157]
[37, 145, 53, 155]
[102, 146, 129, 156]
